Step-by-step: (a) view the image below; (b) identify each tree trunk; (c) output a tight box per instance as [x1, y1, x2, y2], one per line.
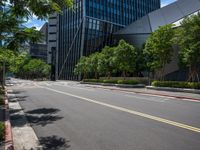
[95, 71, 98, 79]
[107, 72, 111, 79]
[188, 65, 199, 82]
[122, 71, 126, 80]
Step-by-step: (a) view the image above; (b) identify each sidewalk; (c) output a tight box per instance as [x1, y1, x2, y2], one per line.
[84, 84, 200, 101]
[7, 89, 41, 150]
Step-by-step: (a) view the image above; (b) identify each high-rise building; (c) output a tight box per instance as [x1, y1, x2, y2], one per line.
[50, 0, 160, 80]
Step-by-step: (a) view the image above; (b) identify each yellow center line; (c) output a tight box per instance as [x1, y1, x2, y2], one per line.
[36, 84, 200, 133]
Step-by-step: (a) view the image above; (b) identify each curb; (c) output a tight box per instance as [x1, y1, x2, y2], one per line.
[146, 86, 200, 94]
[4, 90, 14, 150]
[86, 85, 200, 102]
[80, 82, 145, 88]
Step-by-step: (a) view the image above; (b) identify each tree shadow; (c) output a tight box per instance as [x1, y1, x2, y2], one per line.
[26, 115, 63, 127]
[9, 108, 23, 114]
[8, 90, 25, 94]
[26, 108, 62, 127]
[39, 135, 70, 150]
[10, 108, 63, 127]
[26, 108, 59, 115]
[8, 96, 28, 102]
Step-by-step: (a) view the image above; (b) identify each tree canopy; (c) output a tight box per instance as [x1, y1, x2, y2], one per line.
[144, 24, 175, 80]
[177, 13, 200, 82]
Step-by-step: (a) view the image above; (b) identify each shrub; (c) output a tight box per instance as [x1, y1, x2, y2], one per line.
[102, 80, 118, 84]
[152, 81, 200, 89]
[117, 80, 139, 85]
[0, 122, 5, 141]
[82, 79, 103, 83]
[82, 79, 141, 85]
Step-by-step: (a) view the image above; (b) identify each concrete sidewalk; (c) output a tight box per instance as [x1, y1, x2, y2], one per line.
[7, 89, 41, 150]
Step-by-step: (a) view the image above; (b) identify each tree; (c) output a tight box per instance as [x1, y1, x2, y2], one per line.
[74, 56, 90, 79]
[23, 59, 50, 79]
[114, 40, 137, 78]
[0, 48, 15, 85]
[97, 46, 116, 78]
[177, 13, 200, 82]
[1, 0, 73, 19]
[0, 0, 72, 84]
[144, 24, 175, 80]
[135, 47, 146, 76]
[88, 52, 100, 79]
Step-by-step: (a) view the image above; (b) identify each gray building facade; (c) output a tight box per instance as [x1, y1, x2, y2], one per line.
[53, 0, 160, 80]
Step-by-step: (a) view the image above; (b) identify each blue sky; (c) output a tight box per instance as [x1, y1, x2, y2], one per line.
[24, 0, 177, 30]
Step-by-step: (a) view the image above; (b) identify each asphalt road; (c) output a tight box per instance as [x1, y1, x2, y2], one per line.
[7, 79, 200, 150]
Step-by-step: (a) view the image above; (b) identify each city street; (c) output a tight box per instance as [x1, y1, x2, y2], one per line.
[7, 79, 200, 150]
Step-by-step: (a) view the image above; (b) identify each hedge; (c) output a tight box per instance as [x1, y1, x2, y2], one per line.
[0, 122, 5, 141]
[82, 79, 141, 85]
[152, 81, 200, 89]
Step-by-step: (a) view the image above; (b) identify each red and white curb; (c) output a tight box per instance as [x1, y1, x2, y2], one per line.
[4, 90, 14, 150]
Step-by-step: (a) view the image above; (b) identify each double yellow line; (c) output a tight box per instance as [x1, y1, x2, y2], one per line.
[36, 84, 200, 133]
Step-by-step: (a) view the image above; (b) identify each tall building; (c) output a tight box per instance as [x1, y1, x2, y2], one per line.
[50, 0, 160, 80]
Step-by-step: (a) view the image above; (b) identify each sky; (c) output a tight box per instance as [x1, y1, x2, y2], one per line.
[24, 0, 177, 30]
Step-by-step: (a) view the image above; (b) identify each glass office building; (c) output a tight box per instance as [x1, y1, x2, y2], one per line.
[57, 0, 160, 80]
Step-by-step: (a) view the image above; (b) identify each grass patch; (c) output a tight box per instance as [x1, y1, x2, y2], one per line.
[0, 122, 5, 141]
[152, 81, 200, 89]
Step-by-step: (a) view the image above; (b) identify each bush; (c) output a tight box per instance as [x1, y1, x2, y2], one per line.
[117, 80, 139, 85]
[0, 122, 5, 141]
[152, 81, 200, 89]
[82, 79, 141, 85]
[82, 79, 103, 83]
[102, 80, 118, 84]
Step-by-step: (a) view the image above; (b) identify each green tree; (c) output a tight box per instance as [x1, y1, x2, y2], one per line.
[88, 52, 100, 79]
[97, 46, 116, 78]
[135, 47, 146, 76]
[144, 24, 175, 80]
[0, 0, 72, 84]
[0, 48, 15, 85]
[23, 59, 50, 79]
[177, 13, 200, 82]
[114, 40, 137, 78]
[74, 56, 90, 79]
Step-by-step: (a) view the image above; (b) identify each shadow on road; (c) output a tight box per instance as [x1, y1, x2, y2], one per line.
[39, 135, 70, 150]
[7, 90, 27, 102]
[26, 108, 60, 115]
[10, 108, 63, 127]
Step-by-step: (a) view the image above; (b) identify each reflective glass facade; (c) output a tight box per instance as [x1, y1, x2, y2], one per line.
[58, 0, 160, 80]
